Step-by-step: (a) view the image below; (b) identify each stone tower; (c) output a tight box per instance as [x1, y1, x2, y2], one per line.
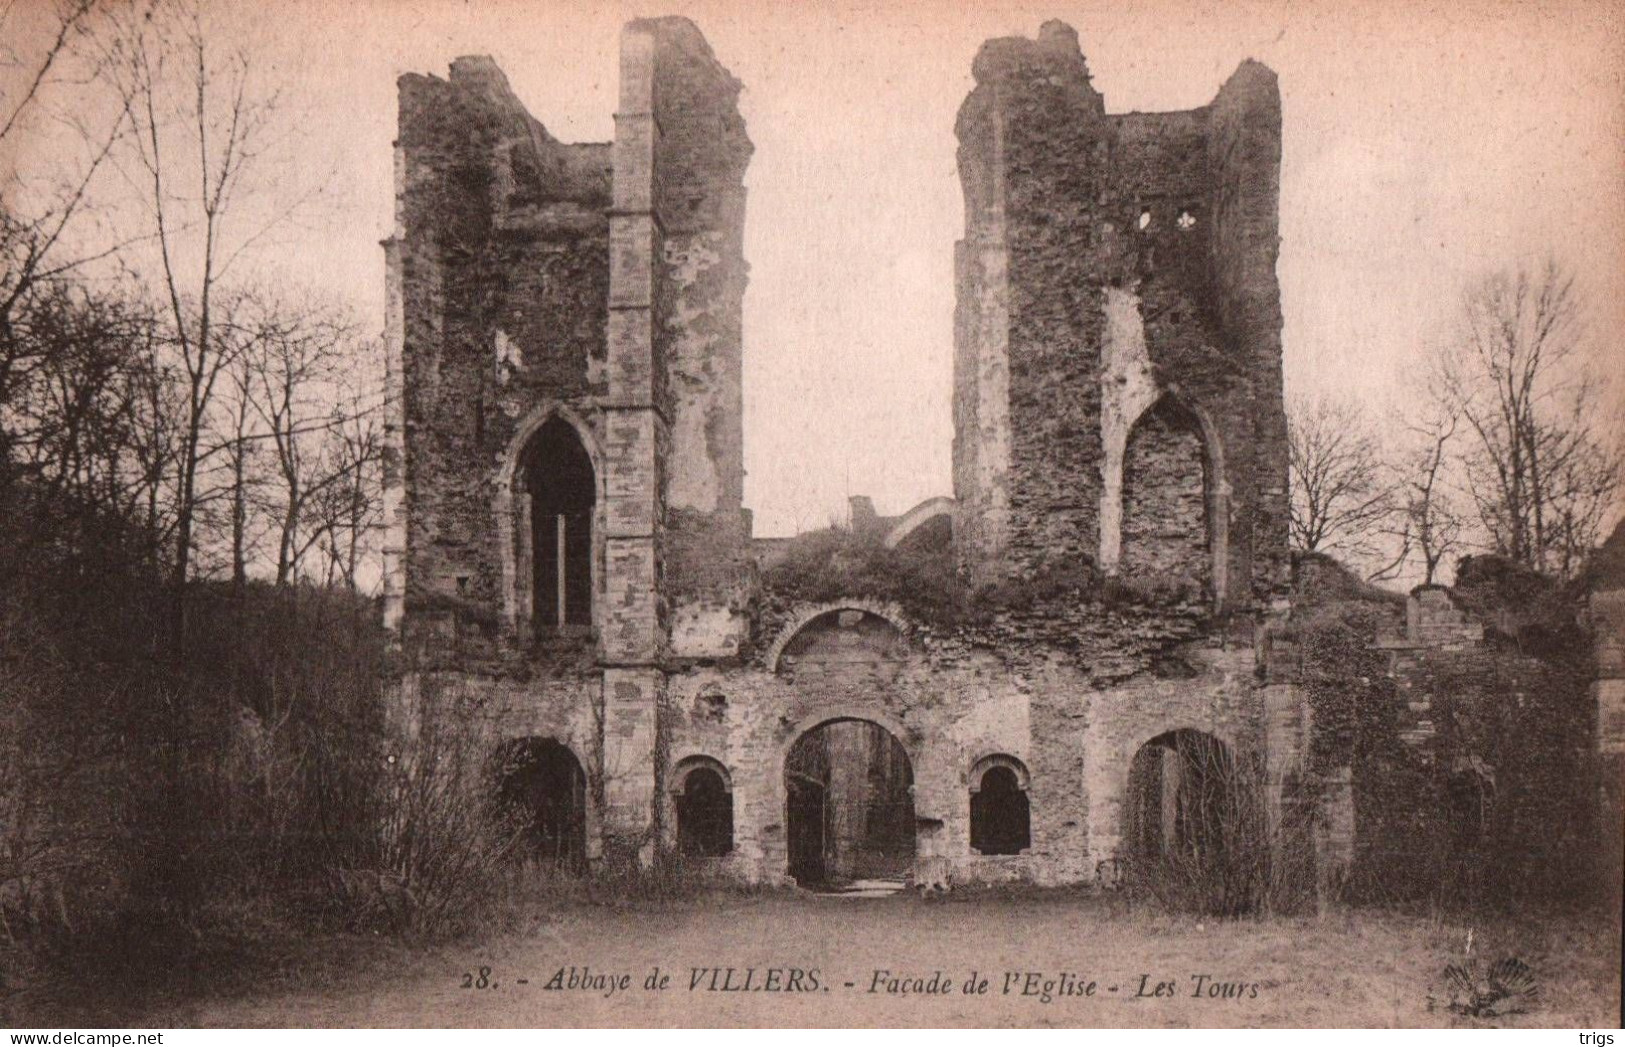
[380, 17, 751, 858]
[952, 22, 1289, 610]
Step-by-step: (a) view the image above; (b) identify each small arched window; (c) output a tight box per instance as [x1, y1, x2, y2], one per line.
[675, 761, 734, 857]
[970, 757, 1031, 855]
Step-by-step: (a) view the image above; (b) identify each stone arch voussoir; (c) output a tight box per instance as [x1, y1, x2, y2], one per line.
[764, 598, 914, 674]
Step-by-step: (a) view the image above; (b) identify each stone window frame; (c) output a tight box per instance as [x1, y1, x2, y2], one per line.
[671, 753, 733, 796]
[968, 752, 1033, 856]
[968, 752, 1031, 794]
[493, 402, 607, 644]
[670, 754, 735, 858]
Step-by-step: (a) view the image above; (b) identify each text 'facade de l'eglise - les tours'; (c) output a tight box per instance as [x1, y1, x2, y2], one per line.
[381, 17, 1624, 899]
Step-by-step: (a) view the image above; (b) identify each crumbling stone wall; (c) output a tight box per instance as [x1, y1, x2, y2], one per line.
[386, 18, 753, 863]
[385, 21, 749, 655]
[954, 23, 1109, 586]
[654, 588, 1281, 887]
[952, 22, 1288, 609]
[1588, 524, 1625, 908]
[1277, 555, 1603, 906]
[384, 57, 612, 639]
[644, 21, 754, 661]
[377, 17, 1621, 903]
[380, 17, 1331, 892]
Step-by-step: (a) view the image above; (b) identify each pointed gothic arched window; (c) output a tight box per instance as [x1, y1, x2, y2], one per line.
[520, 417, 595, 630]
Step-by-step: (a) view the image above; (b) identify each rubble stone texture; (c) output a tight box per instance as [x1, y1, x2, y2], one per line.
[952, 21, 1286, 606]
[384, 18, 1615, 894]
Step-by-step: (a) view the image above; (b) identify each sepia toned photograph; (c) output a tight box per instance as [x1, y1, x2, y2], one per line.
[1, 0, 1622, 1031]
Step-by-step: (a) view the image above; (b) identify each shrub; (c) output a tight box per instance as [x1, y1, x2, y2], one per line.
[1123, 742, 1322, 919]
[337, 676, 533, 940]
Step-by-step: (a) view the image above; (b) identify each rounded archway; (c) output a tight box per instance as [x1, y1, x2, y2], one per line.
[493, 737, 587, 869]
[766, 602, 911, 675]
[1125, 729, 1236, 863]
[1124, 729, 1262, 913]
[784, 718, 915, 887]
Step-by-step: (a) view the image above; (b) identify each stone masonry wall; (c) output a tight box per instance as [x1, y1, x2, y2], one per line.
[1284, 570, 1603, 905]
[390, 21, 755, 860]
[388, 57, 611, 641]
[386, 17, 1307, 890]
[646, 18, 755, 661]
[658, 606, 1273, 886]
[1120, 400, 1209, 589]
[955, 23, 1109, 586]
[952, 22, 1288, 609]
[1590, 526, 1625, 908]
[1208, 63, 1290, 600]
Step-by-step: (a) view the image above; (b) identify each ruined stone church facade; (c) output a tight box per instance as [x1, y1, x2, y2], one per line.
[379, 16, 1364, 889]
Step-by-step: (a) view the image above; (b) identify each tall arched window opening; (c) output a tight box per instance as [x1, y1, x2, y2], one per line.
[1121, 396, 1211, 596]
[520, 417, 595, 630]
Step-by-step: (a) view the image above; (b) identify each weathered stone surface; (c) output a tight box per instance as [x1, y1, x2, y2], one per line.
[951, 23, 1286, 610]
[388, 18, 751, 858]
[385, 18, 1610, 898]
[385, 17, 1299, 887]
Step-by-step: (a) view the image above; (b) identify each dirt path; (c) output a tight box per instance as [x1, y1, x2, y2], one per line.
[140, 895, 1620, 1028]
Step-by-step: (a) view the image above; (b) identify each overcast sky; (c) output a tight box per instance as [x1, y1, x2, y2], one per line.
[12, 0, 1625, 537]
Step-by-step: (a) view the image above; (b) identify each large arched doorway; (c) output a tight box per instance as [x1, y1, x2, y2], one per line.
[785, 719, 915, 887]
[493, 737, 587, 869]
[1125, 729, 1260, 913]
[1126, 729, 1235, 861]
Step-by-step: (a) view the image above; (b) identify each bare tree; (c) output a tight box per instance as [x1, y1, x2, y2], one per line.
[220, 343, 260, 587]
[0, 280, 163, 544]
[1, 1, 101, 144]
[1, 0, 137, 475]
[1398, 413, 1466, 585]
[308, 406, 383, 590]
[240, 298, 359, 585]
[1367, 393, 1469, 586]
[100, 0, 289, 630]
[1288, 393, 1394, 568]
[121, 328, 183, 550]
[1435, 257, 1622, 578]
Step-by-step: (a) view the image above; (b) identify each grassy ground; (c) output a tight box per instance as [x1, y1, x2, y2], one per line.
[12, 892, 1621, 1028]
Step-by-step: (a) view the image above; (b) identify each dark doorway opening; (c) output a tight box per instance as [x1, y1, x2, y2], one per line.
[494, 737, 587, 869]
[785, 719, 915, 887]
[1126, 729, 1235, 863]
[1125, 729, 1262, 914]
